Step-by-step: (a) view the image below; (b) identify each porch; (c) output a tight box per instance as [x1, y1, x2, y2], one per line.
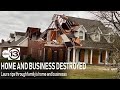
[44, 44, 67, 62]
[67, 46, 112, 65]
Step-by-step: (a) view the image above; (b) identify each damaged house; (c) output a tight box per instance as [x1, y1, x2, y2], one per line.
[0, 14, 117, 65]
[40, 14, 115, 64]
[0, 27, 43, 60]
[0, 32, 27, 59]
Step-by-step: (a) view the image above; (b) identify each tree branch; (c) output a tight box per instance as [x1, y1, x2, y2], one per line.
[113, 11, 120, 25]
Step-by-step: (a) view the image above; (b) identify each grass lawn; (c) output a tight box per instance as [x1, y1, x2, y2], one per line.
[0, 59, 118, 79]
[65, 65, 117, 79]
[0, 59, 22, 62]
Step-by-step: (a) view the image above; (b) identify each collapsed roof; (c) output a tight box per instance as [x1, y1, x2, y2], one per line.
[41, 14, 116, 50]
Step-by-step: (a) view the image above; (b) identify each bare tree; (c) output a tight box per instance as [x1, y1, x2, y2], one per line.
[90, 11, 120, 32]
[90, 11, 120, 78]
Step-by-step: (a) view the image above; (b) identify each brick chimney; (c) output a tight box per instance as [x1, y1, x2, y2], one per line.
[1, 39, 4, 43]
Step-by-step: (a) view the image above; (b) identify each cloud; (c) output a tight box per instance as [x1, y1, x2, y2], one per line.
[0, 11, 95, 42]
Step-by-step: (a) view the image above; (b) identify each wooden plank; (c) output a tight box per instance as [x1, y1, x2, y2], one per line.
[92, 50, 99, 64]
[51, 31, 57, 41]
[57, 35, 63, 44]
[47, 48, 52, 62]
[58, 49, 63, 62]
[80, 49, 85, 62]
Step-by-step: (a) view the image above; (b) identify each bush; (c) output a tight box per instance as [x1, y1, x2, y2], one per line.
[0, 58, 8, 62]
[25, 55, 36, 62]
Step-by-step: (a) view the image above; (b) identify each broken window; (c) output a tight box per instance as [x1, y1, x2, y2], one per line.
[62, 23, 70, 30]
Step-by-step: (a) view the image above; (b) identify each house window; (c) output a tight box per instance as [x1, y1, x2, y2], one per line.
[94, 34, 99, 40]
[79, 31, 84, 40]
[93, 32, 100, 42]
[109, 34, 115, 43]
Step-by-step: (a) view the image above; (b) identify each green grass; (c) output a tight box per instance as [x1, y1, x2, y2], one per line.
[0, 59, 117, 79]
[0, 59, 22, 62]
[65, 65, 117, 79]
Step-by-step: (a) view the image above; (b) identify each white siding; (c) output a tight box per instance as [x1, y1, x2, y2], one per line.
[60, 34, 70, 42]
[74, 26, 85, 40]
[90, 33, 100, 42]
[74, 27, 83, 37]
[10, 38, 14, 42]
[15, 35, 22, 41]
[98, 51, 101, 64]
[74, 31, 79, 37]
[18, 38, 28, 47]
[75, 49, 80, 62]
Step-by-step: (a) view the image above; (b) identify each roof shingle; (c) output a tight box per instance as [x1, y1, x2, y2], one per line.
[15, 32, 26, 36]
[80, 33, 114, 50]
[68, 16, 114, 34]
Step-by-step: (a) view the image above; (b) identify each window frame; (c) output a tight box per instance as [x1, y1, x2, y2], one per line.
[79, 30, 84, 40]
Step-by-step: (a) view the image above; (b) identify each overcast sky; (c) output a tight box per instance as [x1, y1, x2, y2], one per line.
[0, 11, 96, 42]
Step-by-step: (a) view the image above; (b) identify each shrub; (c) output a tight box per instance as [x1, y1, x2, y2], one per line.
[25, 55, 36, 62]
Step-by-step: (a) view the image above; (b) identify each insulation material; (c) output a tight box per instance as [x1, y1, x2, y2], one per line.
[57, 15, 66, 25]
[57, 35, 63, 44]
[71, 26, 80, 32]
[74, 37, 81, 45]
[50, 31, 57, 41]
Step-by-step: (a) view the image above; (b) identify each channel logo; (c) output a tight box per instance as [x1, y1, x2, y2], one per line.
[2, 48, 20, 60]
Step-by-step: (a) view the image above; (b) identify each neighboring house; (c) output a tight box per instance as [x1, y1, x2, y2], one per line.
[28, 39, 45, 61]
[0, 31, 28, 60]
[26, 27, 44, 61]
[40, 14, 116, 64]
[25, 27, 41, 40]
[0, 27, 42, 60]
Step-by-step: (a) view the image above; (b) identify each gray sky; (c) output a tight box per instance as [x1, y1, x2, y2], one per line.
[0, 11, 95, 42]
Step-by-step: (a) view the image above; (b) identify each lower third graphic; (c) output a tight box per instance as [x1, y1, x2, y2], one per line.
[2, 48, 20, 60]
